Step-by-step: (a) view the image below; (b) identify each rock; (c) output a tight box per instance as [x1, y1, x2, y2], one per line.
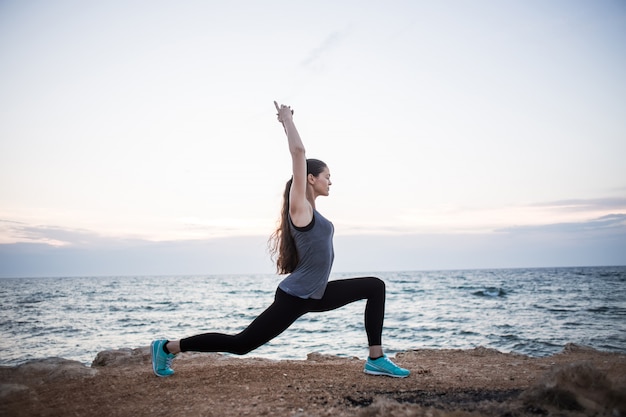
[469, 346, 508, 356]
[306, 352, 358, 362]
[14, 358, 97, 381]
[562, 343, 599, 354]
[0, 383, 30, 399]
[522, 362, 626, 415]
[1, 347, 625, 417]
[91, 347, 150, 367]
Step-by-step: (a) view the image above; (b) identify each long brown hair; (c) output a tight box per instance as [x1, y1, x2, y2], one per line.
[268, 159, 327, 274]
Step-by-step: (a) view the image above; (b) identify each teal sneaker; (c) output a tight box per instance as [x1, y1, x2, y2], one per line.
[151, 339, 176, 377]
[364, 354, 410, 378]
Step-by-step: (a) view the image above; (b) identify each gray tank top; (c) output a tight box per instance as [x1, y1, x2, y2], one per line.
[278, 210, 335, 299]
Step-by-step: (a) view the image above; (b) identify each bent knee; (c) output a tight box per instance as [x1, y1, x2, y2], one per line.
[230, 336, 262, 355]
[230, 343, 256, 355]
[366, 276, 385, 292]
[232, 347, 254, 355]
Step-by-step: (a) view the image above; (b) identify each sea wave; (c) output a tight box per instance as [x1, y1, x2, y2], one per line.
[0, 266, 625, 366]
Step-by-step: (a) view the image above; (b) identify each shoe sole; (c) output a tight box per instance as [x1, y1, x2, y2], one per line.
[364, 369, 410, 378]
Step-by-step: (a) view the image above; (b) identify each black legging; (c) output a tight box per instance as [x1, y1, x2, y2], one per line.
[179, 277, 385, 355]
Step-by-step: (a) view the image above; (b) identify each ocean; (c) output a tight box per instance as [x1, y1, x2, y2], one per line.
[1, 266, 624, 367]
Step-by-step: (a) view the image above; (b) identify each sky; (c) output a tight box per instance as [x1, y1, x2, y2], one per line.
[1, 0, 625, 277]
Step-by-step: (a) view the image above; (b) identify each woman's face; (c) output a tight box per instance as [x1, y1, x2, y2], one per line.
[309, 167, 332, 197]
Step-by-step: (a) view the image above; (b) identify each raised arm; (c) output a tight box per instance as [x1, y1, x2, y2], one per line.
[274, 101, 313, 227]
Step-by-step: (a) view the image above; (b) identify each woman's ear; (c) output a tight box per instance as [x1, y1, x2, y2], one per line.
[307, 173, 316, 185]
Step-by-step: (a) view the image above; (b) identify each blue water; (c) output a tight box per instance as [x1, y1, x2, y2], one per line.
[1, 266, 624, 366]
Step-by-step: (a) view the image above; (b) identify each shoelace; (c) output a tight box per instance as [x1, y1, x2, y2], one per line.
[374, 356, 400, 370]
[380, 357, 394, 367]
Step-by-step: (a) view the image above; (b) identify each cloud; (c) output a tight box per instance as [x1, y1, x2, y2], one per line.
[2, 206, 624, 277]
[497, 214, 626, 234]
[529, 197, 626, 213]
[300, 30, 347, 69]
[332, 221, 626, 273]
[1, 220, 95, 246]
[0, 219, 278, 277]
[0, 219, 143, 247]
[0, 218, 259, 246]
[2, 213, 624, 278]
[0, 236, 275, 278]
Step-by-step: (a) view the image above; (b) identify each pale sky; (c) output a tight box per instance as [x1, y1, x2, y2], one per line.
[1, 1, 625, 276]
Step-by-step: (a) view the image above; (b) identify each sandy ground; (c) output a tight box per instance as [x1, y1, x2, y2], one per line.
[1, 344, 625, 417]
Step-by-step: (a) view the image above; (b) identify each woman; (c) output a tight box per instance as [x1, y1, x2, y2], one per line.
[150, 102, 409, 378]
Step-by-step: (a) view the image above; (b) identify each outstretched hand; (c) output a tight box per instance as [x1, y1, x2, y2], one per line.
[274, 101, 294, 125]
